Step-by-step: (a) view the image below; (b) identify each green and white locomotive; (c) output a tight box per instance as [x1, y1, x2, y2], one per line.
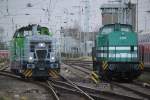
[92, 23, 144, 81]
[10, 25, 60, 79]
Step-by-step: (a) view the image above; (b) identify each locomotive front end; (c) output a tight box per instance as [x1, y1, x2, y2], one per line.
[22, 35, 60, 78]
[93, 23, 144, 81]
[10, 25, 60, 79]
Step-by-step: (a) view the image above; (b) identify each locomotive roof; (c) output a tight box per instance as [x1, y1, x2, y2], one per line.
[103, 23, 132, 27]
[13, 24, 50, 38]
[101, 23, 133, 32]
[16, 24, 41, 31]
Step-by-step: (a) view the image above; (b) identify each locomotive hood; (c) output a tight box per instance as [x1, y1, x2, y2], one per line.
[108, 31, 137, 46]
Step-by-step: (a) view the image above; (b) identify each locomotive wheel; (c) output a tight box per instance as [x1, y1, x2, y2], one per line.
[127, 78, 133, 82]
[104, 73, 112, 82]
[96, 62, 106, 81]
[127, 75, 134, 82]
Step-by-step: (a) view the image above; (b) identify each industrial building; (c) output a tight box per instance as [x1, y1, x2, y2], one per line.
[101, 2, 136, 30]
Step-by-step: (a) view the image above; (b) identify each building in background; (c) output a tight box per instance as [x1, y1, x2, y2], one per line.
[101, 2, 136, 30]
[60, 27, 97, 57]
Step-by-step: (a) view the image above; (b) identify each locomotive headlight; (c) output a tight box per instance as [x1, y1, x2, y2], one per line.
[50, 52, 56, 62]
[38, 43, 46, 47]
[28, 56, 34, 63]
[51, 57, 55, 60]
[50, 56, 55, 62]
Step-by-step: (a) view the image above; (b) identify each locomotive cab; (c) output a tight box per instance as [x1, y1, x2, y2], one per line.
[26, 37, 60, 78]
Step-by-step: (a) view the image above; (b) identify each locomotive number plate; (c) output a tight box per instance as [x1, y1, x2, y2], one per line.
[39, 68, 45, 70]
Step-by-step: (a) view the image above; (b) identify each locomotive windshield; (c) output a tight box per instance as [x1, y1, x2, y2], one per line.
[100, 24, 132, 35]
[115, 24, 132, 32]
[120, 26, 132, 32]
[100, 25, 114, 34]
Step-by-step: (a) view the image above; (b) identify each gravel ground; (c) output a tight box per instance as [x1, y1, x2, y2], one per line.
[0, 75, 52, 100]
[61, 64, 145, 100]
[61, 64, 91, 82]
[137, 72, 150, 82]
[61, 64, 111, 91]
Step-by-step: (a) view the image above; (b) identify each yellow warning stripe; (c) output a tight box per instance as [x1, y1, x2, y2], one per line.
[48, 70, 53, 76]
[91, 77, 98, 84]
[25, 71, 30, 77]
[104, 64, 108, 70]
[25, 69, 32, 77]
[138, 62, 144, 70]
[93, 57, 96, 61]
[102, 61, 108, 70]
[90, 71, 100, 84]
[51, 70, 58, 78]
[50, 71, 55, 76]
[91, 71, 99, 80]
[23, 70, 28, 75]
[103, 62, 107, 67]
[139, 62, 144, 70]
[28, 70, 32, 77]
[54, 70, 59, 75]
[141, 62, 144, 67]
[25, 70, 30, 76]
[48, 70, 59, 78]
[48, 73, 52, 76]
[22, 69, 32, 78]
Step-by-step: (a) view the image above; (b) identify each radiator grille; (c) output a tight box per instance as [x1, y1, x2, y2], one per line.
[36, 50, 47, 61]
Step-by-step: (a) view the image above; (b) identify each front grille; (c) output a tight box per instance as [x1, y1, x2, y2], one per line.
[36, 50, 47, 61]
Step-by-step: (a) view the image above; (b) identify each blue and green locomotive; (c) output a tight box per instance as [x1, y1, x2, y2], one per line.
[92, 23, 144, 80]
[10, 24, 60, 79]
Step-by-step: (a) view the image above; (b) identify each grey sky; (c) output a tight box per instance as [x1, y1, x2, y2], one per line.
[0, 0, 109, 41]
[0, 0, 150, 42]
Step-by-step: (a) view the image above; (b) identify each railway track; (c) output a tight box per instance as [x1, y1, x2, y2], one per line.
[77, 83, 144, 100]
[63, 60, 93, 65]
[0, 71, 58, 100]
[63, 60, 92, 74]
[133, 80, 150, 89]
[0, 70, 95, 100]
[144, 67, 150, 72]
[65, 60, 150, 74]
[1, 60, 150, 100]
[49, 74, 143, 100]
[112, 82, 150, 100]
[0, 68, 95, 100]
[48, 75, 94, 100]
[64, 60, 150, 100]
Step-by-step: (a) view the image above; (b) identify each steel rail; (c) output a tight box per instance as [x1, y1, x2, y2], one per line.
[112, 82, 150, 99]
[47, 81, 60, 100]
[59, 75, 94, 100]
[0, 71, 59, 100]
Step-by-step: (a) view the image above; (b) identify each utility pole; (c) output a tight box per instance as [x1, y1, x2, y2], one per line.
[83, 0, 90, 32]
[82, 0, 90, 56]
[6, 0, 9, 15]
[136, 0, 138, 32]
[48, 0, 51, 28]
[72, 5, 82, 56]
[12, 17, 14, 32]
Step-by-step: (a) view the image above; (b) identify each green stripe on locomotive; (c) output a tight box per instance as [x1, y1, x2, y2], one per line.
[95, 23, 138, 62]
[10, 38, 25, 62]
